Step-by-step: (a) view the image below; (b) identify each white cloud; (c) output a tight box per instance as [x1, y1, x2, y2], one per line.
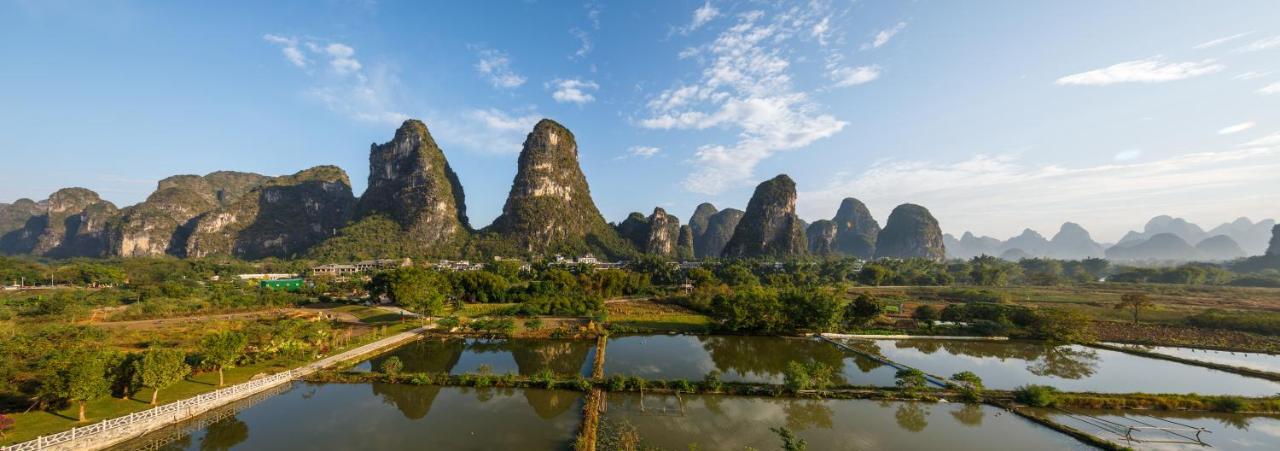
[1260, 81, 1280, 95]
[1055, 57, 1224, 86]
[639, 6, 847, 194]
[799, 148, 1280, 241]
[829, 65, 881, 87]
[570, 28, 592, 59]
[436, 108, 542, 154]
[324, 43, 362, 74]
[862, 22, 906, 50]
[263, 34, 307, 68]
[685, 1, 719, 33]
[1193, 32, 1253, 49]
[264, 34, 407, 126]
[474, 48, 526, 89]
[1236, 35, 1280, 52]
[1243, 132, 1280, 147]
[550, 78, 599, 104]
[1114, 149, 1142, 161]
[1218, 121, 1256, 135]
[627, 146, 661, 159]
[811, 17, 831, 46]
[1234, 71, 1269, 81]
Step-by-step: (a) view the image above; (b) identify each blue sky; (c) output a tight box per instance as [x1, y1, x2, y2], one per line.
[2, 0, 1279, 242]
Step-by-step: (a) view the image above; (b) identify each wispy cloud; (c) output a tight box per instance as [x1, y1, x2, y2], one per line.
[1236, 35, 1280, 53]
[263, 34, 307, 68]
[1219, 121, 1256, 135]
[436, 108, 542, 154]
[550, 78, 599, 104]
[1233, 71, 1269, 81]
[799, 149, 1280, 240]
[1260, 81, 1280, 95]
[1114, 149, 1142, 161]
[264, 34, 407, 126]
[474, 47, 526, 89]
[1243, 132, 1280, 147]
[862, 22, 907, 50]
[1055, 57, 1224, 86]
[1193, 31, 1253, 49]
[639, 5, 847, 194]
[626, 146, 661, 159]
[681, 1, 719, 34]
[829, 65, 881, 87]
[570, 28, 592, 59]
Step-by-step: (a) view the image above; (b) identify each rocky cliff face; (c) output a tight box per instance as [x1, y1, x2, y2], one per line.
[615, 207, 684, 257]
[108, 171, 269, 257]
[678, 225, 695, 258]
[722, 175, 807, 258]
[352, 120, 470, 253]
[874, 203, 945, 261]
[806, 220, 837, 255]
[486, 119, 630, 258]
[689, 203, 717, 242]
[1266, 225, 1279, 256]
[0, 199, 43, 248]
[0, 188, 117, 257]
[831, 198, 879, 258]
[697, 208, 743, 258]
[186, 166, 355, 259]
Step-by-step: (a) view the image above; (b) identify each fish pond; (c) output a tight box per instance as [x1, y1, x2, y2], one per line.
[1103, 342, 1280, 374]
[1026, 408, 1280, 450]
[851, 339, 1280, 395]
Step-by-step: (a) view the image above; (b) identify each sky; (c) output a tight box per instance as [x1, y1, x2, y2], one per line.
[2, 0, 1279, 243]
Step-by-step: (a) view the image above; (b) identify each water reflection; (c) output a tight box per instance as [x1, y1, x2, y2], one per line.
[198, 417, 248, 451]
[363, 338, 593, 377]
[111, 385, 584, 450]
[1032, 408, 1280, 450]
[605, 335, 895, 385]
[603, 394, 1080, 450]
[867, 339, 1280, 395]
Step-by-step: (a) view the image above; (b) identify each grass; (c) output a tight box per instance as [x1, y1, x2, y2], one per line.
[453, 303, 518, 318]
[331, 305, 405, 324]
[605, 299, 712, 333]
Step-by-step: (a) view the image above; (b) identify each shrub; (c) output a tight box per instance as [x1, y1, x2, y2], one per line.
[1014, 384, 1058, 407]
[702, 370, 724, 393]
[608, 375, 628, 391]
[895, 368, 928, 393]
[435, 316, 461, 330]
[1211, 396, 1244, 413]
[951, 371, 984, 402]
[525, 318, 544, 330]
[573, 376, 593, 392]
[380, 356, 403, 377]
[674, 379, 694, 393]
[784, 361, 836, 392]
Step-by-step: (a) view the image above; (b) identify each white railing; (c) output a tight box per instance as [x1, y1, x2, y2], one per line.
[2, 328, 423, 451]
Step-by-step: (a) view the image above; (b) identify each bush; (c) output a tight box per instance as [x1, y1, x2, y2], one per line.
[702, 371, 723, 393]
[783, 361, 835, 392]
[380, 356, 403, 377]
[674, 379, 694, 393]
[608, 375, 628, 391]
[1211, 396, 1244, 413]
[1014, 384, 1058, 407]
[951, 371, 984, 402]
[895, 368, 928, 393]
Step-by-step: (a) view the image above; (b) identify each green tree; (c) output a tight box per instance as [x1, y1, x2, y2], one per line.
[51, 350, 111, 421]
[1115, 293, 1154, 324]
[1028, 309, 1095, 343]
[200, 331, 248, 387]
[951, 371, 984, 402]
[771, 426, 808, 451]
[382, 268, 451, 317]
[381, 356, 404, 377]
[780, 289, 841, 332]
[843, 294, 883, 328]
[895, 368, 928, 394]
[135, 349, 190, 405]
[912, 305, 940, 324]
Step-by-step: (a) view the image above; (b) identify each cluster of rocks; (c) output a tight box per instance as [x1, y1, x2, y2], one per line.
[1, 117, 951, 262]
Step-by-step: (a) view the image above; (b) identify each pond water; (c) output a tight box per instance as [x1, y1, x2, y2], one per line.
[109, 383, 583, 450]
[354, 337, 596, 377]
[1103, 342, 1280, 373]
[603, 335, 899, 385]
[1027, 408, 1280, 450]
[853, 339, 1280, 395]
[602, 393, 1088, 450]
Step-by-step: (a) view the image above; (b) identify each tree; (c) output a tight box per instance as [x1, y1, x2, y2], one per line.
[771, 426, 808, 451]
[843, 294, 883, 328]
[1115, 293, 1154, 324]
[912, 305, 940, 324]
[51, 350, 111, 421]
[381, 356, 404, 377]
[895, 368, 928, 394]
[381, 267, 450, 317]
[1028, 309, 1095, 343]
[779, 289, 841, 332]
[135, 349, 190, 405]
[200, 331, 248, 387]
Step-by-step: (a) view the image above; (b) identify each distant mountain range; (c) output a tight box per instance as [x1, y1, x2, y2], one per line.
[946, 216, 1276, 262]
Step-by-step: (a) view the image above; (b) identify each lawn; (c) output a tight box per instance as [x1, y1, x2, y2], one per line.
[605, 299, 712, 333]
[331, 304, 406, 324]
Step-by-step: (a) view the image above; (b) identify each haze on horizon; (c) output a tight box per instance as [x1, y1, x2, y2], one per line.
[2, 0, 1279, 243]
